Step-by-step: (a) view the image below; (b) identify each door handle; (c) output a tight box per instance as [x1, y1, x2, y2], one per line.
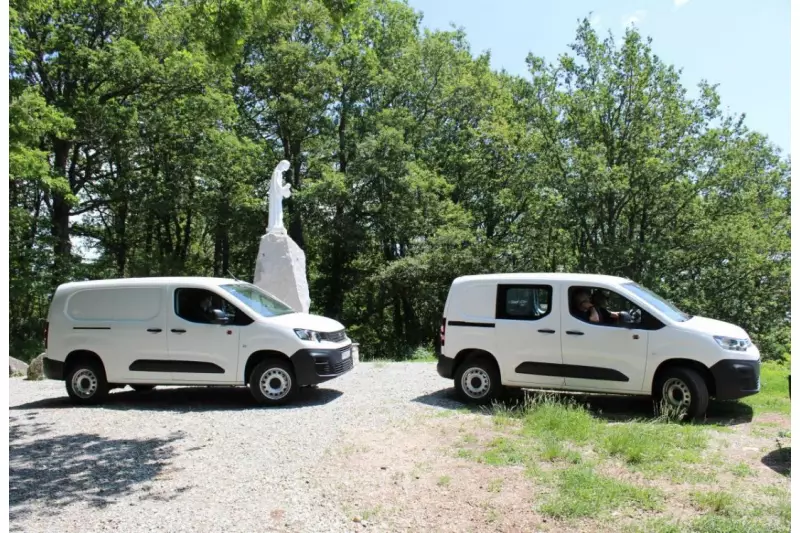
[147, 328, 162, 333]
[537, 329, 556, 334]
[171, 329, 186, 334]
[566, 330, 584, 336]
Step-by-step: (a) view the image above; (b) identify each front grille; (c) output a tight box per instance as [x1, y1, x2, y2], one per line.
[315, 356, 354, 376]
[319, 329, 347, 343]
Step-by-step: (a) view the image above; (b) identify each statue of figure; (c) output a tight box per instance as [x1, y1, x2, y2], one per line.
[267, 160, 292, 233]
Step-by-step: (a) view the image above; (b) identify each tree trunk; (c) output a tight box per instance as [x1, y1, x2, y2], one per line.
[50, 140, 73, 290]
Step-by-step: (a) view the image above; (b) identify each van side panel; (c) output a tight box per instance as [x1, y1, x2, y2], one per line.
[52, 286, 171, 383]
[66, 287, 163, 321]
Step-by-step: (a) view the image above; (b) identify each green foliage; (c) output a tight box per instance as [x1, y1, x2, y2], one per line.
[8, 4, 790, 364]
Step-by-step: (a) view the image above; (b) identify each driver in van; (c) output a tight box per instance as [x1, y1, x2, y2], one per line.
[591, 291, 620, 324]
[573, 289, 601, 323]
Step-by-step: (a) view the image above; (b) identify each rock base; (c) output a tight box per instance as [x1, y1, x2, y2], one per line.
[253, 230, 311, 313]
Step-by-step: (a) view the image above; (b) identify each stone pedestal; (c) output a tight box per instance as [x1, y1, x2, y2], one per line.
[253, 230, 310, 313]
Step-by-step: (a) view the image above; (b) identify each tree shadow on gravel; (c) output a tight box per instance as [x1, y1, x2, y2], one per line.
[11, 385, 343, 413]
[413, 387, 753, 426]
[9, 418, 184, 527]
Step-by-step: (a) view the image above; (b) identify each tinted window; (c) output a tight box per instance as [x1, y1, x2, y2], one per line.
[496, 285, 552, 321]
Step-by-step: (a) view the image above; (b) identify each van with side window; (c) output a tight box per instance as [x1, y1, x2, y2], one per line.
[436, 273, 761, 420]
[42, 277, 354, 406]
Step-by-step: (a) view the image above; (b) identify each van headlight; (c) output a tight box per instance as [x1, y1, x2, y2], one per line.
[294, 329, 322, 342]
[714, 336, 752, 352]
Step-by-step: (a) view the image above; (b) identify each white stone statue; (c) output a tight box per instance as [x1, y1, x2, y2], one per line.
[254, 159, 310, 313]
[267, 160, 292, 233]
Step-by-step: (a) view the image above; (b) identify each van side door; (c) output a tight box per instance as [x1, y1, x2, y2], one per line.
[494, 283, 566, 388]
[166, 286, 246, 383]
[560, 285, 652, 393]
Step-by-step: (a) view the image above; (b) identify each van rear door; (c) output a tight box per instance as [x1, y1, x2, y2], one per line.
[494, 283, 566, 388]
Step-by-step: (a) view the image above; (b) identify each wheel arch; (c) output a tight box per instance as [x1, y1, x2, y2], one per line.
[454, 349, 501, 377]
[652, 358, 716, 397]
[244, 350, 290, 384]
[64, 350, 106, 379]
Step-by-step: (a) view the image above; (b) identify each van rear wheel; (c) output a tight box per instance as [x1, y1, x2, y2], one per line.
[654, 367, 709, 422]
[65, 361, 109, 405]
[454, 356, 502, 406]
[249, 359, 297, 406]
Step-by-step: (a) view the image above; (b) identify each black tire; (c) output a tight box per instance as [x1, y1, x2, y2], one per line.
[130, 385, 156, 392]
[248, 358, 298, 406]
[65, 360, 109, 405]
[654, 366, 709, 422]
[454, 356, 503, 406]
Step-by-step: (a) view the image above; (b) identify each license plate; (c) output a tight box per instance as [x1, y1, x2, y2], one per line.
[341, 349, 351, 360]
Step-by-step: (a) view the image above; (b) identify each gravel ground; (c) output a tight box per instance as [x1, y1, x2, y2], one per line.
[9, 362, 457, 533]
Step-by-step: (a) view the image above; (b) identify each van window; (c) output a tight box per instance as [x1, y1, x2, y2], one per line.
[496, 285, 552, 321]
[174, 288, 252, 325]
[569, 286, 662, 330]
[66, 287, 162, 321]
[221, 284, 295, 318]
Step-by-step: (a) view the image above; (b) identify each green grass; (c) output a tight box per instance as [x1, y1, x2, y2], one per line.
[508, 394, 709, 477]
[539, 466, 661, 518]
[472, 384, 789, 531]
[730, 462, 754, 478]
[742, 360, 790, 415]
[487, 478, 503, 493]
[455, 448, 472, 459]
[691, 491, 736, 515]
[627, 516, 785, 533]
[436, 475, 451, 487]
[480, 436, 530, 466]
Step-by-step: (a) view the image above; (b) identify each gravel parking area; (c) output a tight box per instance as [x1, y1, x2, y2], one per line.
[9, 363, 456, 533]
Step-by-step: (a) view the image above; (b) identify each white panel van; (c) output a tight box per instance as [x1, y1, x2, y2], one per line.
[436, 273, 761, 420]
[42, 277, 354, 406]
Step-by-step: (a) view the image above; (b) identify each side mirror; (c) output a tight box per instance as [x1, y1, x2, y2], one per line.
[211, 308, 230, 325]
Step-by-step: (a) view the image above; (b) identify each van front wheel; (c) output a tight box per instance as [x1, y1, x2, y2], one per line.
[65, 362, 109, 405]
[249, 359, 297, 406]
[454, 357, 502, 405]
[654, 367, 709, 422]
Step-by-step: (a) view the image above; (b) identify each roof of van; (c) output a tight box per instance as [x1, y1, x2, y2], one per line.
[57, 276, 247, 291]
[452, 273, 632, 285]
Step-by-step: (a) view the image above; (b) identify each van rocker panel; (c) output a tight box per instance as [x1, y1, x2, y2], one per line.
[515, 362, 629, 382]
[129, 360, 225, 374]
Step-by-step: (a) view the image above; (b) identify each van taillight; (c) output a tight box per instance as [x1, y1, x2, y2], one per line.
[440, 318, 446, 347]
[44, 321, 49, 349]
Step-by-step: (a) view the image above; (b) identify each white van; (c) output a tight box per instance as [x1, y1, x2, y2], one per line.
[42, 277, 354, 406]
[436, 273, 761, 419]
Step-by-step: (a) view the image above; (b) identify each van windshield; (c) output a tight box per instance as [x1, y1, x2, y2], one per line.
[220, 284, 295, 317]
[622, 282, 691, 322]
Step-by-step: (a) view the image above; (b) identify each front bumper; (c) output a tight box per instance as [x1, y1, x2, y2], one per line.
[710, 358, 761, 400]
[291, 345, 354, 386]
[437, 353, 456, 379]
[43, 357, 65, 380]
